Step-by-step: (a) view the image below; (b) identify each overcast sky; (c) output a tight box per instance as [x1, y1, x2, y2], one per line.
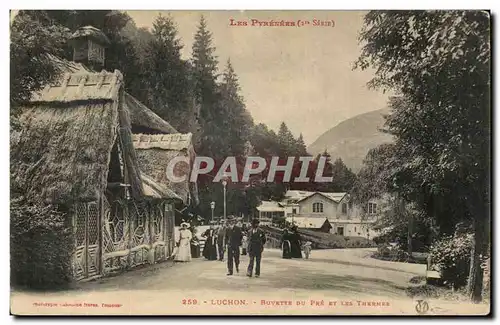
[127, 10, 389, 145]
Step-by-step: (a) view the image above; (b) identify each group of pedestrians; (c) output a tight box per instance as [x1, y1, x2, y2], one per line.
[281, 225, 312, 259]
[202, 217, 267, 277]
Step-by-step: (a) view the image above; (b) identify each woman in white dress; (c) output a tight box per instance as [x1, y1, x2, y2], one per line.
[175, 222, 192, 262]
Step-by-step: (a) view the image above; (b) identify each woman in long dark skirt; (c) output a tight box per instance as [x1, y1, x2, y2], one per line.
[281, 229, 292, 259]
[289, 227, 303, 258]
[202, 225, 218, 260]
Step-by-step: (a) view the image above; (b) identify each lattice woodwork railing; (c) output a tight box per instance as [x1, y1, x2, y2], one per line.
[74, 196, 174, 280]
[71, 201, 101, 280]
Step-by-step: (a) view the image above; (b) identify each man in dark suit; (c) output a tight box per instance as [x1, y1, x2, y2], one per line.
[225, 216, 243, 275]
[216, 222, 226, 261]
[246, 218, 266, 278]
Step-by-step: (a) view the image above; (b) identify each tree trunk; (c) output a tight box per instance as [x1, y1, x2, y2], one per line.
[467, 215, 487, 303]
[407, 212, 413, 258]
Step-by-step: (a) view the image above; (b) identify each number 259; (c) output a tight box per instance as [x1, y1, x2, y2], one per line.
[182, 299, 197, 305]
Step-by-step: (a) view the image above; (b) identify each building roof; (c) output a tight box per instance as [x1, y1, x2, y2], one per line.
[284, 190, 347, 203]
[30, 70, 120, 103]
[327, 218, 377, 224]
[286, 217, 331, 229]
[49, 55, 178, 135]
[132, 133, 198, 205]
[70, 26, 111, 45]
[124, 92, 178, 134]
[257, 201, 284, 212]
[11, 70, 144, 204]
[142, 173, 182, 201]
[132, 133, 192, 151]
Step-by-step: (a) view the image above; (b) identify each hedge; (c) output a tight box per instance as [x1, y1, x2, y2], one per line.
[11, 197, 73, 289]
[429, 232, 473, 289]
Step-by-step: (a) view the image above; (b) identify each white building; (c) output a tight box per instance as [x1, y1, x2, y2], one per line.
[279, 190, 381, 239]
[256, 201, 284, 226]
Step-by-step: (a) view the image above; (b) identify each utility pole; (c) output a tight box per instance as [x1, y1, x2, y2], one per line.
[210, 201, 215, 223]
[222, 179, 227, 222]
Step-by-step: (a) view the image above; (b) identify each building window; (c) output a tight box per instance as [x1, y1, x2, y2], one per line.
[312, 202, 323, 213]
[342, 203, 347, 214]
[337, 227, 344, 236]
[292, 208, 297, 214]
[368, 202, 377, 215]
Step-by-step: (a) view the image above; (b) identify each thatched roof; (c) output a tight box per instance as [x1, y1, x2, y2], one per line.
[11, 70, 144, 204]
[70, 26, 111, 45]
[124, 93, 178, 134]
[142, 174, 182, 201]
[30, 70, 120, 103]
[49, 55, 178, 135]
[132, 133, 199, 205]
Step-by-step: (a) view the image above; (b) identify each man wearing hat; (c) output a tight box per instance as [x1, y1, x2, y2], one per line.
[246, 218, 266, 278]
[216, 220, 227, 261]
[224, 215, 243, 275]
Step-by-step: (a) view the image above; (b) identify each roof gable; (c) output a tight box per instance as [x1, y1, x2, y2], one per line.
[132, 133, 192, 151]
[296, 191, 347, 204]
[11, 69, 148, 204]
[30, 70, 122, 104]
[48, 55, 178, 134]
[257, 201, 284, 212]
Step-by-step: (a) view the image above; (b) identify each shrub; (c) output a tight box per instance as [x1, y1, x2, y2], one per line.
[378, 244, 391, 257]
[11, 197, 73, 289]
[430, 233, 473, 289]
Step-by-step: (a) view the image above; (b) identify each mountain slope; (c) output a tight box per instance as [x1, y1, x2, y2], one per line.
[307, 108, 393, 172]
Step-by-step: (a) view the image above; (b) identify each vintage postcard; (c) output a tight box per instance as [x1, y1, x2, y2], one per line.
[9, 10, 491, 316]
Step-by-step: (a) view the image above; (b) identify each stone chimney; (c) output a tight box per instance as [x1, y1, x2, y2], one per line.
[69, 26, 110, 71]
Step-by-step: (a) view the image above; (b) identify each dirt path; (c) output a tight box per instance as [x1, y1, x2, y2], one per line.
[10, 249, 488, 315]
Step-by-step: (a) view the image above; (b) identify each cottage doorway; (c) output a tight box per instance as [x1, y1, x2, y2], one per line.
[72, 201, 102, 280]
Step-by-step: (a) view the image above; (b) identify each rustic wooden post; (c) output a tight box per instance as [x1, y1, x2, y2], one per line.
[84, 203, 89, 279]
[126, 201, 132, 269]
[148, 201, 155, 264]
[165, 203, 170, 258]
[99, 195, 104, 276]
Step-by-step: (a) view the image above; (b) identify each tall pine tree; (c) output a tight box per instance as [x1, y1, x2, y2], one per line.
[191, 15, 222, 159]
[143, 14, 193, 132]
[219, 58, 253, 157]
[296, 133, 308, 155]
[277, 122, 297, 156]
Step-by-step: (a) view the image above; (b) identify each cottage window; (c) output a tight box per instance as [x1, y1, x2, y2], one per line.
[313, 202, 323, 213]
[292, 208, 297, 214]
[342, 203, 347, 214]
[368, 202, 377, 215]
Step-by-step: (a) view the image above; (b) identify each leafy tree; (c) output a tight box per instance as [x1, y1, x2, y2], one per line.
[355, 10, 490, 302]
[40, 10, 145, 100]
[10, 11, 70, 109]
[330, 158, 357, 192]
[250, 123, 280, 157]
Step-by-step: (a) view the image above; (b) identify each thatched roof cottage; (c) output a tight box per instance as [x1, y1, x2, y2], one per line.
[11, 25, 198, 281]
[132, 133, 199, 206]
[11, 69, 144, 204]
